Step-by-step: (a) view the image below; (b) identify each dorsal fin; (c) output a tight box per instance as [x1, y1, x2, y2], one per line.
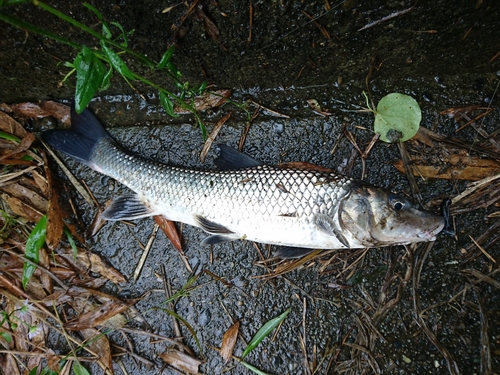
[214, 144, 264, 170]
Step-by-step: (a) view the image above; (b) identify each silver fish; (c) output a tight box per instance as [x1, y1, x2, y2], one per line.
[42, 108, 444, 256]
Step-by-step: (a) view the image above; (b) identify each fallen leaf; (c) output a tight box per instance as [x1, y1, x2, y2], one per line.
[154, 215, 182, 251]
[174, 90, 231, 114]
[0, 182, 48, 213]
[0, 110, 28, 138]
[3, 194, 44, 222]
[9, 101, 70, 124]
[220, 321, 240, 363]
[65, 299, 131, 330]
[306, 99, 331, 116]
[160, 350, 203, 374]
[80, 328, 113, 374]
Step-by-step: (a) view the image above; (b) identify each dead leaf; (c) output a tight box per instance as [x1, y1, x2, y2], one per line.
[80, 328, 113, 374]
[0, 182, 48, 213]
[0, 110, 28, 138]
[0, 133, 35, 162]
[220, 321, 239, 363]
[65, 299, 131, 330]
[306, 99, 331, 116]
[74, 250, 126, 284]
[200, 112, 231, 163]
[9, 101, 70, 124]
[154, 215, 182, 251]
[393, 154, 500, 180]
[2, 354, 20, 375]
[3, 194, 44, 222]
[174, 90, 231, 114]
[160, 349, 203, 374]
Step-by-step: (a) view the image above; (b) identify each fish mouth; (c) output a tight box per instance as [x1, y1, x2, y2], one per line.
[417, 222, 445, 241]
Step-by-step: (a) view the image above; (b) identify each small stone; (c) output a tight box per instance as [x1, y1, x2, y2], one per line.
[402, 354, 411, 364]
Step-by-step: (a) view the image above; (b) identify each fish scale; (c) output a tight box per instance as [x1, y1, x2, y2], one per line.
[42, 107, 445, 255]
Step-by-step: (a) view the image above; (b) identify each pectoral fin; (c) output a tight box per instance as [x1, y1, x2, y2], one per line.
[313, 213, 350, 248]
[101, 194, 156, 221]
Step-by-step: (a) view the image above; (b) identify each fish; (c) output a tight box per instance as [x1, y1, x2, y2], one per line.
[41, 107, 445, 258]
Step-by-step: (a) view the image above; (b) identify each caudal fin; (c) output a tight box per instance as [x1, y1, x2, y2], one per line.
[41, 106, 112, 167]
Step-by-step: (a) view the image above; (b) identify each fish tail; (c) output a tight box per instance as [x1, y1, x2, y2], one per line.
[41, 106, 112, 168]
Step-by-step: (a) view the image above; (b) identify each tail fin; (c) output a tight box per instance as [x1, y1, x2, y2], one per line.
[41, 106, 112, 167]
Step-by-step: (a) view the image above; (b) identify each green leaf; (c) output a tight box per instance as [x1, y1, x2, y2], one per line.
[100, 66, 113, 91]
[28, 366, 38, 375]
[100, 40, 134, 80]
[158, 46, 175, 68]
[39, 367, 58, 375]
[0, 331, 12, 344]
[22, 215, 47, 289]
[198, 81, 208, 94]
[374, 93, 421, 143]
[74, 47, 106, 113]
[73, 362, 90, 375]
[241, 308, 290, 359]
[110, 21, 130, 47]
[240, 361, 272, 375]
[159, 91, 179, 118]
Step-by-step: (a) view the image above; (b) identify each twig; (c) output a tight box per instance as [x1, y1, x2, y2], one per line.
[133, 223, 159, 281]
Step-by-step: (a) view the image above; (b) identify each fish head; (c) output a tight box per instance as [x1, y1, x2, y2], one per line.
[339, 183, 445, 247]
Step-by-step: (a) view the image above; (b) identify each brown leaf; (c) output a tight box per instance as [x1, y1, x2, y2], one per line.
[154, 215, 182, 251]
[160, 350, 203, 374]
[9, 101, 70, 124]
[80, 328, 113, 374]
[0, 182, 48, 213]
[393, 155, 500, 180]
[3, 354, 20, 375]
[65, 299, 131, 330]
[220, 321, 240, 363]
[4, 194, 43, 222]
[0, 110, 28, 138]
[0, 133, 35, 162]
[174, 90, 231, 114]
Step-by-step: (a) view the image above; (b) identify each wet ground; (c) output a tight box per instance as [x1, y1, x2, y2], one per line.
[1, 0, 500, 374]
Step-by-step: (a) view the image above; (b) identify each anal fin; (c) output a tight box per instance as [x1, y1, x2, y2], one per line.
[102, 194, 156, 221]
[194, 214, 234, 234]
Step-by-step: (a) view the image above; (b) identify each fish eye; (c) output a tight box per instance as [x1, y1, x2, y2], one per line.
[388, 195, 405, 211]
[393, 201, 404, 210]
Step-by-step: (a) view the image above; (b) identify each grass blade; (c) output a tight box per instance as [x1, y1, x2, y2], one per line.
[240, 361, 273, 375]
[241, 308, 290, 359]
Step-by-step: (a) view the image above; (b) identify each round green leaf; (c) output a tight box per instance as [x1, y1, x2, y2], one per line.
[374, 93, 421, 143]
